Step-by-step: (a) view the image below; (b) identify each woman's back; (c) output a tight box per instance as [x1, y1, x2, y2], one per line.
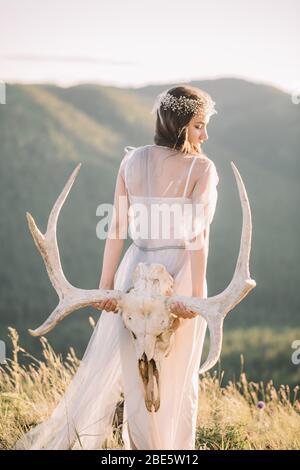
[123, 144, 212, 201]
[121, 144, 218, 250]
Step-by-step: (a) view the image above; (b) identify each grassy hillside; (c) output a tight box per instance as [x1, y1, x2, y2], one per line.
[0, 78, 299, 387]
[1, 328, 299, 450]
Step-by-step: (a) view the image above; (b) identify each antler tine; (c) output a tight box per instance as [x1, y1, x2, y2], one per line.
[27, 163, 122, 337]
[198, 313, 224, 374]
[26, 163, 82, 298]
[166, 161, 256, 374]
[219, 161, 256, 305]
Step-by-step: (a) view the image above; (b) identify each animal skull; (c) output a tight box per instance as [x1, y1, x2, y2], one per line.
[26, 161, 256, 413]
[119, 263, 180, 412]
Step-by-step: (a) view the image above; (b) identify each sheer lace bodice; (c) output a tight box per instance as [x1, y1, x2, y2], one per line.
[122, 144, 209, 199]
[120, 145, 219, 250]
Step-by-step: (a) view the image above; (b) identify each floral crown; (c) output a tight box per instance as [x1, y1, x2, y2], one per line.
[150, 89, 217, 120]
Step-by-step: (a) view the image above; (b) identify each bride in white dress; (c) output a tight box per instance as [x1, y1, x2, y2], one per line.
[15, 85, 219, 450]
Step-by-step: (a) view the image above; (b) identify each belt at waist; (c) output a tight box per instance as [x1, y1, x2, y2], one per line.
[132, 240, 186, 251]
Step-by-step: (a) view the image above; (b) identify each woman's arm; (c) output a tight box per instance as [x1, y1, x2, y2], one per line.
[99, 238, 125, 289]
[189, 227, 209, 297]
[189, 160, 218, 297]
[98, 163, 129, 289]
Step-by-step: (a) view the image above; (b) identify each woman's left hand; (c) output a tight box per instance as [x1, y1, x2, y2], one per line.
[92, 298, 119, 313]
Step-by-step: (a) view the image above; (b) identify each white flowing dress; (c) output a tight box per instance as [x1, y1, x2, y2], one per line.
[15, 144, 219, 451]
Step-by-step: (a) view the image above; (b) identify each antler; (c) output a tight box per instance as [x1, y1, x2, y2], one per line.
[166, 161, 256, 374]
[26, 163, 122, 337]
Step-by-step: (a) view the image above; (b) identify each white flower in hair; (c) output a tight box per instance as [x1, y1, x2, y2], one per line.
[150, 90, 169, 115]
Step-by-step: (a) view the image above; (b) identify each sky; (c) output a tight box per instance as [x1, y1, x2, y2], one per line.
[0, 0, 299, 94]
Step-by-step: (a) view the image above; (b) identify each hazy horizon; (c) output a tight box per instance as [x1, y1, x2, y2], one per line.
[1, 0, 299, 95]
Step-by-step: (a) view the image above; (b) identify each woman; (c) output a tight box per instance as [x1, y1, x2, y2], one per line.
[15, 85, 219, 450]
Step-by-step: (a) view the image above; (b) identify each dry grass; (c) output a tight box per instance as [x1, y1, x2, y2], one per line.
[0, 327, 299, 450]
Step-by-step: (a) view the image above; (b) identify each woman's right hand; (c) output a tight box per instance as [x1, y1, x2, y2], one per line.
[92, 298, 119, 313]
[170, 301, 197, 319]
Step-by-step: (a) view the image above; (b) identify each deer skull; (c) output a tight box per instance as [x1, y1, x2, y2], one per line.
[119, 263, 180, 412]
